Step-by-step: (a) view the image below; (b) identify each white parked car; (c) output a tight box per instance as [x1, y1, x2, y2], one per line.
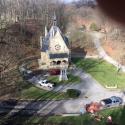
[27, 70, 32, 74]
[38, 79, 54, 88]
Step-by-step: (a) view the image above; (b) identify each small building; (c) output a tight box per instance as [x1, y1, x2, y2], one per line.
[38, 14, 70, 69]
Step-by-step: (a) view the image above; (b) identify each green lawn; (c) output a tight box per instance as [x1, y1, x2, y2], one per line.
[0, 68, 68, 100]
[72, 58, 125, 89]
[1, 107, 125, 125]
[20, 85, 68, 100]
[47, 107, 125, 125]
[18, 74, 80, 100]
[48, 74, 81, 85]
[1, 68, 80, 100]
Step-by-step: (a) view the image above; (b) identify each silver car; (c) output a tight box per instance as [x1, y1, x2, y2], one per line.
[100, 96, 123, 108]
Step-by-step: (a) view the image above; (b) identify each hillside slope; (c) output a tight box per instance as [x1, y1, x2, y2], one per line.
[65, 4, 125, 64]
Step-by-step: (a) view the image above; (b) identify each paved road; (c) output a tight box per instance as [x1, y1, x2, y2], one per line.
[1, 69, 125, 116]
[0, 99, 87, 116]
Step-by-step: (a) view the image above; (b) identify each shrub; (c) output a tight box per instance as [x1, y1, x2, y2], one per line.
[89, 23, 101, 31]
[79, 25, 86, 31]
[66, 89, 80, 98]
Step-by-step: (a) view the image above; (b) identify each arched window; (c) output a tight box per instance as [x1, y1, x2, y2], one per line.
[57, 60, 61, 65]
[62, 60, 67, 64]
[50, 61, 56, 65]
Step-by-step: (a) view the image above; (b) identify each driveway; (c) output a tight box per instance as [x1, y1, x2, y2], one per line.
[0, 68, 125, 116]
[54, 68, 123, 101]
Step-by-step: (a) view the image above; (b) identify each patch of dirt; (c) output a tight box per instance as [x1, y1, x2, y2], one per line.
[102, 39, 125, 64]
[102, 40, 115, 56]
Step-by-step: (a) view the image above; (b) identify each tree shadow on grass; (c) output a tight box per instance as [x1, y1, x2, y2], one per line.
[98, 107, 125, 125]
[0, 82, 70, 125]
[72, 58, 104, 73]
[2, 60, 85, 125]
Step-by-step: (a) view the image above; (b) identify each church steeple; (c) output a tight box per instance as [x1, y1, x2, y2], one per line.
[53, 12, 57, 26]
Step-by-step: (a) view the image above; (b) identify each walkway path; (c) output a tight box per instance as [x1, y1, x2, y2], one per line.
[90, 31, 125, 72]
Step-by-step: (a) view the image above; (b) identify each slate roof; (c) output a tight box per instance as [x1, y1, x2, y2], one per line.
[41, 26, 69, 52]
[63, 36, 69, 47]
[49, 53, 69, 59]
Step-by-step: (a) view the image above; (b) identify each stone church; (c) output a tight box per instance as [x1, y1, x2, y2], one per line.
[38, 14, 70, 69]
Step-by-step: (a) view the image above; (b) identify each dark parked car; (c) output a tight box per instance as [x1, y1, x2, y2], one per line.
[100, 96, 123, 108]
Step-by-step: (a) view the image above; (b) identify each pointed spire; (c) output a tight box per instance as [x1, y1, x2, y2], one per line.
[45, 26, 48, 37]
[53, 12, 57, 26]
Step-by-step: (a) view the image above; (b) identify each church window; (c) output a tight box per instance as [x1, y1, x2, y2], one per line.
[62, 60, 67, 64]
[52, 61, 56, 65]
[57, 61, 61, 65]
